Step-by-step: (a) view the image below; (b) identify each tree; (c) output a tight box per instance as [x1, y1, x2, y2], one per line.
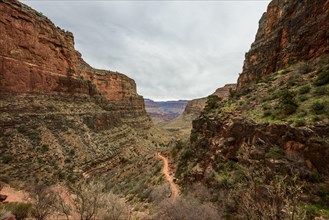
[72, 180, 130, 220]
[279, 89, 298, 115]
[31, 185, 57, 220]
[72, 181, 104, 220]
[53, 190, 71, 220]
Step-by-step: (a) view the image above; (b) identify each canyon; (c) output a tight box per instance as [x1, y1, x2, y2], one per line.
[1, 0, 329, 219]
[175, 0, 329, 218]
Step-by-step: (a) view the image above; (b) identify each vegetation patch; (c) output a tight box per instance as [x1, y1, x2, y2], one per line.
[313, 70, 329, 86]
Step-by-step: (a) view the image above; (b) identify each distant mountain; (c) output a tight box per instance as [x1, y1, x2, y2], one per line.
[160, 84, 236, 139]
[144, 99, 188, 123]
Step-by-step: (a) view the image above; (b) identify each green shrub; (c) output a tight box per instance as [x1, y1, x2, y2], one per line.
[311, 101, 325, 114]
[41, 144, 49, 153]
[279, 90, 298, 115]
[180, 148, 193, 161]
[313, 70, 329, 86]
[299, 95, 308, 102]
[298, 85, 311, 95]
[314, 87, 328, 96]
[204, 95, 221, 112]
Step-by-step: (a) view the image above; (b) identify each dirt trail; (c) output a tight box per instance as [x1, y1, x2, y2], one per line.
[156, 153, 180, 200]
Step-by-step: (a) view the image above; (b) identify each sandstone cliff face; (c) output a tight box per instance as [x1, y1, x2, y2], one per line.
[0, 0, 151, 182]
[237, 0, 329, 89]
[0, 0, 141, 102]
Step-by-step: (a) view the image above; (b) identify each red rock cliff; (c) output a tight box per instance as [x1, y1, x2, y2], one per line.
[237, 0, 329, 89]
[0, 0, 152, 182]
[0, 0, 140, 102]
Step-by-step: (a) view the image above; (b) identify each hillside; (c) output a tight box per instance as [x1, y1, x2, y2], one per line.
[0, 0, 156, 185]
[174, 0, 329, 218]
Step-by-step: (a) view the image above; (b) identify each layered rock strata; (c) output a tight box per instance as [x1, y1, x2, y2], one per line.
[0, 0, 151, 182]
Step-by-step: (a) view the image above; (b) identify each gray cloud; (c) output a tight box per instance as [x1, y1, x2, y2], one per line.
[22, 0, 269, 101]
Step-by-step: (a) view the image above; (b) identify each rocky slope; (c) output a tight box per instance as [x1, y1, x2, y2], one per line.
[144, 99, 188, 123]
[237, 0, 329, 90]
[0, 0, 152, 183]
[176, 0, 329, 217]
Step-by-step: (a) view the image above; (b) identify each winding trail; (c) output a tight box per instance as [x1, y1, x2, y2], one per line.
[156, 153, 180, 200]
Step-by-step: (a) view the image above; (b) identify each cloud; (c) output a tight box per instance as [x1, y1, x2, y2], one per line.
[22, 0, 269, 101]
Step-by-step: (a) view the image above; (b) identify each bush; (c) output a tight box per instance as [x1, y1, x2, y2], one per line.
[311, 101, 326, 114]
[313, 70, 329, 86]
[298, 85, 311, 95]
[41, 144, 49, 153]
[299, 95, 308, 102]
[204, 95, 222, 112]
[279, 90, 298, 115]
[314, 87, 328, 96]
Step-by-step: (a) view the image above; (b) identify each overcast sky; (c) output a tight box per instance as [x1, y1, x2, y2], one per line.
[22, 0, 269, 101]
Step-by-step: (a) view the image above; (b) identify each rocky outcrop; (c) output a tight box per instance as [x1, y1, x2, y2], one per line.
[237, 0, 329, 89]
[0, 0, 151, 182]
[213, 83, 236, 98]
[190, 117, 329, 175]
